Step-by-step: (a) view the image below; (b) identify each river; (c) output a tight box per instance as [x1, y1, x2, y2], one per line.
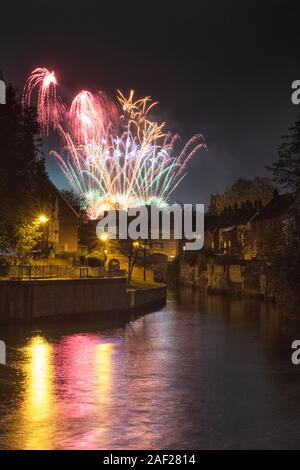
[0, 288, 300, 450]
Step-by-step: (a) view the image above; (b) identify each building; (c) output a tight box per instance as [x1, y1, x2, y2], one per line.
[250, 192, 296, 259]
[202, 203, 259, 259]
[80, 209, 180, 260]
[37, 179, 79, 255]
[202, 193, 298, 261]
[80, 193, 297, 263]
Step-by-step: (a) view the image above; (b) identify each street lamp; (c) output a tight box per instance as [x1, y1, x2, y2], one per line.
[37, 214, 49, 224]
[36, 214, 50, 257]
[98, 232, 110, 266]
[99, 232, 109, 242]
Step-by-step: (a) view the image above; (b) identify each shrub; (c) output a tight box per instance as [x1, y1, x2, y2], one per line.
[86, 251, 105, 267]
[0, 257, 9, 276]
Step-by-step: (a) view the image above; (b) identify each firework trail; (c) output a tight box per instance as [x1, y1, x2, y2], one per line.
[22, 67, 64, 134]
[69, 90, 119, 143]
[23, 67, 206, 218]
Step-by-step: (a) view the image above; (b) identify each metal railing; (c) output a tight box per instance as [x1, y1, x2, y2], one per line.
[9, 265, 75, 280]
[8, 265, 125, 280]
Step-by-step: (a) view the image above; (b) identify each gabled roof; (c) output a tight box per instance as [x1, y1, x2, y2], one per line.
[46, 179, 79, 218]
[252, 193, 295, 222]
[205, 208, 257, 231]
[204, 214, 220, 231]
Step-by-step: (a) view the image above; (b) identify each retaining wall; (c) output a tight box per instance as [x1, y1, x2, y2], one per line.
[0, 277, 128, 322]
[0, 277, 167, 323]
[128, 286, 167, 310]
[179, 260, 265, 299]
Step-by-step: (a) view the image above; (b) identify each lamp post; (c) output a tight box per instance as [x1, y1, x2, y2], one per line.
[99, 232, 109, 243]
[37, 214, 49, 257]
[99, 231, 110, 266]
[37, 214, 49, 224]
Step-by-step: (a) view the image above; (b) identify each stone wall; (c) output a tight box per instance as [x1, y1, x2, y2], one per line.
[0, 277, 167, 323]
[179, 257, 265, 299]
[0, 277, 128, 322]
[128, 285, 167, 310]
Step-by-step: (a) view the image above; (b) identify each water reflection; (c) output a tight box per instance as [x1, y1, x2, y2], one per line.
[96, 342, 113, 396]
[19, 336, 56, 449]
[1, 289, 300, 449]
[24, 336, 53, 415]
[55, 337, 114, 449]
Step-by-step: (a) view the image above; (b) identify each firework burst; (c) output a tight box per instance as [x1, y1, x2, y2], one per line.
[23, 67, 206, 218]
[22, 67, 64, 133]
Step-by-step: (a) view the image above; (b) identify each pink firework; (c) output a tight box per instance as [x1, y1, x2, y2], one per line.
[69, 90, 119, 143]
[22, 67, 63, 133]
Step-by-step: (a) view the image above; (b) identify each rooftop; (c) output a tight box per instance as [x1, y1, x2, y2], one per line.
[252, 193, 295, 222]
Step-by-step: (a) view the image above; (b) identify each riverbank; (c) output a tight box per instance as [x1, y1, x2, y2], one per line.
[179, 257, 271, 300]
[128, 279, 166, 313]
[0, 277, 166, 323]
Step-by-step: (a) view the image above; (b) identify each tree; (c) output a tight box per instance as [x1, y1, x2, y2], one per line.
[268, 115, 300, 192]
[209, 177, 275, 214]
[264, 230, 300, 319]
[15, 221, 43, 261]
[265, 116, 300, 318]
[0, 83, 45, 252]
[226, 177, 275, 201]
[61, 189, 87, 222]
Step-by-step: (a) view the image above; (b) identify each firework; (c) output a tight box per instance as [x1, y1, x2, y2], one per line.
[23, 67, 206, 218]
[22, 67, 64, 133]
[69, 90, 119, 143]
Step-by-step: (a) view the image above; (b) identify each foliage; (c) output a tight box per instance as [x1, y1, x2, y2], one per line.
[266, 234, 300, 319]
[86, 251, 105, 267]
[257, 222, 288, 264]
[15, 221, 43, 261]
[61, 189, 87, 222]
[266, 116, 300, 317]
[0, 257, 9, 276]
[224, 177, 275, 204]
[210, 177, 276, 214]
[268, 115, 300, 192]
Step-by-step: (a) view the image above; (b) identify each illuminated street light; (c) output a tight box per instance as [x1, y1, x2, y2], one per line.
[99, 232, 109, 242]
[37, 214, 49, 224]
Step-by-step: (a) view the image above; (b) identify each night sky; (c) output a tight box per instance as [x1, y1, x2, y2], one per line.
[1, 0, 300, 207]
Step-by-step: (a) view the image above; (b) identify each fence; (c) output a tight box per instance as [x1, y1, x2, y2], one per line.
[8, 265, 125, 280]
[9, 265, 88, 280]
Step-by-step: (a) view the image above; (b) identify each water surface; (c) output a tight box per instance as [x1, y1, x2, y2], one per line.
[0, 289, 300, 449]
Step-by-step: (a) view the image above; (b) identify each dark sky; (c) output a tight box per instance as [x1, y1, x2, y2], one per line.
[1, 0, 300, 207]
